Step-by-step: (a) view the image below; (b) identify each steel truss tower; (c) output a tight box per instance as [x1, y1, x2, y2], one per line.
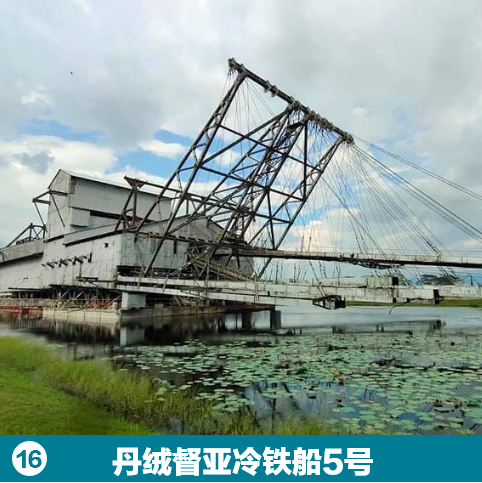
[123, 59, 354, 280]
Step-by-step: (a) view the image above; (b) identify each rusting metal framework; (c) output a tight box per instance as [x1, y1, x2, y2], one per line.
[114, 178, 147, 230]
[7, 223, 45, 247]
[32, 188, 67, 228]
[119, 58, 353, 280]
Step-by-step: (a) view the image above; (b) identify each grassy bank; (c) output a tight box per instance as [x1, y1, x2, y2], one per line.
[0, 364, 151, 434]
[0, 337, 348, 435]
[348, 299, 482, 308]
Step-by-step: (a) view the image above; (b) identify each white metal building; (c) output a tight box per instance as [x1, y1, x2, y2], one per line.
[0, 170, 253, 296]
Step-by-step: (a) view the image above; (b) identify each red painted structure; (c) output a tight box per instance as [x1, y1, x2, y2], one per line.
[0, 305, 42, 317]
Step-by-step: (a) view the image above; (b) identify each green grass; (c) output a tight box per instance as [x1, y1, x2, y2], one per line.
[0, 363, 152, 435]
[0, 337, 373, 435]
[0, 337, 213, 433]
[437, 298, 482, 307]
[348, 299, 482, 308]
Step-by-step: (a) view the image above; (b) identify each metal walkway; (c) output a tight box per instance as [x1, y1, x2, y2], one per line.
[233, 248, 482, 270]
[115, 275, 443, 307]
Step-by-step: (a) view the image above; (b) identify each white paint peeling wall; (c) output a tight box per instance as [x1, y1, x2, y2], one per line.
[0, 171, 255, 293]
[47, 170, 171, 238]
[0, 215, 230, 292]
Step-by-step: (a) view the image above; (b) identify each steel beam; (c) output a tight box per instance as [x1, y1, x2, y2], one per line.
[232, 248, 482, 270]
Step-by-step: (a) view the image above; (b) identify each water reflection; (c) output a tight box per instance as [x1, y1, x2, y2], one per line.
[0, 313, 115, 360]
[1, 306, 482, 347]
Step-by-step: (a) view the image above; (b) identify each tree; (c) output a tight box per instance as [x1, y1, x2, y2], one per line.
[418, 274, 462, 286]
[397, 274, 414, 286]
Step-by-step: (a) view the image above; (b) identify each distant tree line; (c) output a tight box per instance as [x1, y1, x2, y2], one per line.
[395, 273, 465, 286]
[417, 274, 462, 286]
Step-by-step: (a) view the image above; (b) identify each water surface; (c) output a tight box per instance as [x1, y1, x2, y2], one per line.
[2, 306, 482, 434]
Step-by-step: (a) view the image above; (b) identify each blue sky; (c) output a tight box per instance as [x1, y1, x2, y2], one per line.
[111, 129, 189, 178]
[17, 118, 191, 179]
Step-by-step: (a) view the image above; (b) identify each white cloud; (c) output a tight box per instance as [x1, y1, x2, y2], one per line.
[0, 135, 116, 174]
[20, 90, 50, 108]
[138, 139, 186, 158]
[353, 106, 369, 118]
[1, 0, 481, 156]
[216, 149, 240, 167]
[0, 136, 118, 245]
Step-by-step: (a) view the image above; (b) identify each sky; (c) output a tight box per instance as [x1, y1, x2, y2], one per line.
[1, 0, 482, 265]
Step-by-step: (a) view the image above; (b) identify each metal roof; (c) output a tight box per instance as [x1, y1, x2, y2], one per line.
[49, 169, 169, 199]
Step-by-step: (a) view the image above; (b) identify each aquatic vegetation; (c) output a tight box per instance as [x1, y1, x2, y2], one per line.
[0, 337, 346, 435]
[2, 326, 482, 435]
[115, 330, 482, 434]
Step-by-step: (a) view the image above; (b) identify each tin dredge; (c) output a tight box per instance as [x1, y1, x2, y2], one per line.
[2, 59, 482, 344]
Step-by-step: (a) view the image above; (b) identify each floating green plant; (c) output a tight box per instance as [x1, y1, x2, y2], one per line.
[114, 328, 482, 434]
